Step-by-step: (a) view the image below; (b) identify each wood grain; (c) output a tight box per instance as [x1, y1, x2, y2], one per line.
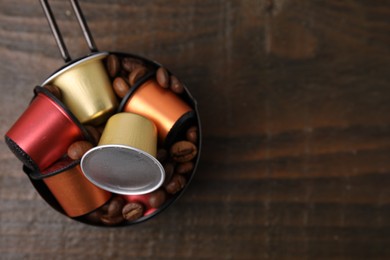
[0, 0, 390, 259]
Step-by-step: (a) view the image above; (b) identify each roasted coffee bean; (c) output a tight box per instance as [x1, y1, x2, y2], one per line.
[84, 125, 101, 144]
[170, 75, 184, 94]
[122, 202, 144, 221]
[128, 66, 147, 86]
[100, 214, 125, 226]
[186, 126, 198, 144]
[113, 77, 130, 98]
[92, 196, 126, 226]
[122, 57, 144, 72]
[176, 161, 194, 175]
[96, 200, 109, 213]
[163, 162, 175, 186]
[156, 148, 168, 163]
[156, 67, 169, 88]
[44, 84, 62, 100]
[107, 196, 126, 217]
[165, 174, 186, 194]
[83, 209, 103, 225]
[170, 141, 197, 163]
[148, 189, 167, 208]
[67, 140, 93, 160]
[106, 54, 120, 78]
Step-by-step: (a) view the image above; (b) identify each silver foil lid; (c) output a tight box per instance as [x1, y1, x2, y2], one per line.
[81, 145, 165, 195]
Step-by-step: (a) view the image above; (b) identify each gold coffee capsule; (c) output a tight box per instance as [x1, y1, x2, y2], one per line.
[80, 113, 165, 195]
[42, 53, 118, 125]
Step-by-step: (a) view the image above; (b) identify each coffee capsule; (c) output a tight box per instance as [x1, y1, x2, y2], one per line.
[42, 52, 118, 125]
[119, 72, 195, 146]
[5, 87, 92, 171]
[29, 157, 111, 217]
[122, 190, 166, 217]
[81, 113, 165, 195]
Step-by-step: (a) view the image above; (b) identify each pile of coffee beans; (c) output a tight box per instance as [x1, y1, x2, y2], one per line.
[107, 54, 186, 98]
[40, 53, 199, 226]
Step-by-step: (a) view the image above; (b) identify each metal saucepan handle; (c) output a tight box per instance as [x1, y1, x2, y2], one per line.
[39, 0, 98, 62]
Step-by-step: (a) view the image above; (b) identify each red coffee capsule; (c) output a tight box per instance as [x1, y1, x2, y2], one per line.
[5, 87, 92, 171]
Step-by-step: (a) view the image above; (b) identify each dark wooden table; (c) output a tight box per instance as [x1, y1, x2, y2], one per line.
[1, 0, 389, 259]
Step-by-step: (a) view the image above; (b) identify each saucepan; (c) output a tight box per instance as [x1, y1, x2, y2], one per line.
[5, 0, 201, 226]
